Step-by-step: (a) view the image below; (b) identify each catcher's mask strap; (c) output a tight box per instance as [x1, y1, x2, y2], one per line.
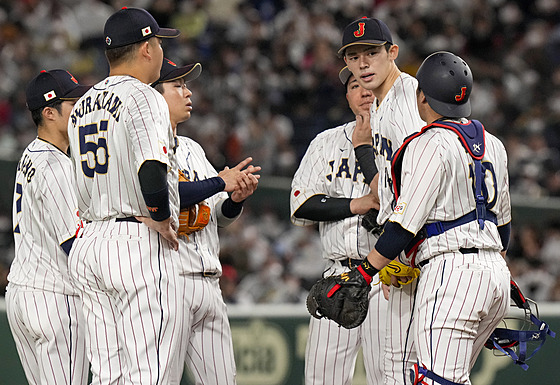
[410, 363, 462, 385]
[489, 313, 556, 371]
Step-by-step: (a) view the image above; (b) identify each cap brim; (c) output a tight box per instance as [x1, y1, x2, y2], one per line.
[154, 63, 202, 87]
[337, 40, 387, 55]
[424, 94, 471, 118]
[338, 66, 352, 85]
[155, 27, 180, 38]
[60, 84, 92, 100]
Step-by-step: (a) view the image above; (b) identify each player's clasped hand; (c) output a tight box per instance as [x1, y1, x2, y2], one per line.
[307, 266, 373, 329]
[352, 111, 372, 147]
[219, 157, 261, 194]
[135, 216, 179, 251]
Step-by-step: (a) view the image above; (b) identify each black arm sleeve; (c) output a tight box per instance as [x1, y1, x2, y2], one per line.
[293, 194, 353, 222]
[179, 177, 226, 209]
[138, 160, 170, 221]
[497, 222, 511, 251]
[374, 221, 416, 261]
[354, 144, 377, 185]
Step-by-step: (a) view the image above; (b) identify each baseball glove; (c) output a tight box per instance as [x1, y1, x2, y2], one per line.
[306, 267, 371, 329]
[378, 260, 420, 286]
[361, 208, 383, 236]
[178, 202, 211, 237]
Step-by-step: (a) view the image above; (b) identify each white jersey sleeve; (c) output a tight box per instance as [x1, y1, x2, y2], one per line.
[8, 139, 81, 295]
[68, 76, 179, 224]
[175, 136, 227, 275]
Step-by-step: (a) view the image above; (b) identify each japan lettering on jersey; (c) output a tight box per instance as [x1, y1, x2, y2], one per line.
[175, 136, 227, 275]
[68, 76, 179, 224]
[290, 122, 377, 261]
[370, 73, 425, 225]
[9, 139, 81, 295]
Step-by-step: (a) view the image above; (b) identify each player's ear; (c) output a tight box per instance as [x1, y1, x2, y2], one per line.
[388, 44, 399, 61]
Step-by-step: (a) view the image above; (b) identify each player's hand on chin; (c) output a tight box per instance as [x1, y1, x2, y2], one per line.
[135, 216, 179, 251]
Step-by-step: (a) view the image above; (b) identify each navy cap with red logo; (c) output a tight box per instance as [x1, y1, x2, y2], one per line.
[104, 7, 180, 49]
[26, 69, 91, 111]
[338, 17, 393, 55]
[151, 58, 202, 88]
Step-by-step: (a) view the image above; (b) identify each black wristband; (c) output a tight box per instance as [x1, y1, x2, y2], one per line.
[375, 221, 415, 260]
[354, 144, 377, 184]
[359, 258, 380, 277]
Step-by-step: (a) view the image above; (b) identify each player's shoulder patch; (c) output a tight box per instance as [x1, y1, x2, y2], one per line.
[394, 202, 407, 215]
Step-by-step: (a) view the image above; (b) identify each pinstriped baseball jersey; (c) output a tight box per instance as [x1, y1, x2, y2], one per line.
[291, 121, 378, 260]
[371, 73, 425, 225]
[173, 135, 237, 384]
[9, 139, 81, 294]
[175, 136, 228, 275]
[7, 138, 88, 385]
[291, 121, 387, 384]
[389, 122, 511, 266]
[68, 76, 180, 225]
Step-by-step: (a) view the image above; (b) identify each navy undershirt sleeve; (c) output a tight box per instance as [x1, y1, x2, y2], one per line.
[293, 194, 353, 221]
[221, 197, 244, 218]
[179, 177, 226, 209]
[374, 221, 416, 261]
[60, 237, 75, 256]
[497, 222, 511, 251]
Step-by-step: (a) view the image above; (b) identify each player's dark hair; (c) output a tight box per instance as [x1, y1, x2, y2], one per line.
[31, 100, 63, 127]
[105, 40, 144, 66]
[153, 82, 164, 94]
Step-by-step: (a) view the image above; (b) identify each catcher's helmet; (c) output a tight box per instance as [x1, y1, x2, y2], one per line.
[416, 51, 473, 118]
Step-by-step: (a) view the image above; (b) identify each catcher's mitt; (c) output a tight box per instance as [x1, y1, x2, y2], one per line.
[378, 260, 420, 286]
[307, 267, 371, 329]
[361, 208, 383, 236]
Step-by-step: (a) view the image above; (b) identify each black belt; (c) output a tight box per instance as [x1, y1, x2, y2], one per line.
[115, 217, 141, 223]
[417, 248, 479, 268]
[340, 258, 363, 268]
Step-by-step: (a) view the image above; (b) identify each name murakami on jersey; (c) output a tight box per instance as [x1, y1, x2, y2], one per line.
[70, 91, 123, 126]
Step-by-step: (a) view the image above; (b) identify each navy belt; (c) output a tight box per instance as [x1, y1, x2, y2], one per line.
[417, 248, 478, 268]
[340, 258, 363, 268]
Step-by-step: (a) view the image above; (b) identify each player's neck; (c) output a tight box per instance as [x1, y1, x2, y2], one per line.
[37, 125, 69, 154]
[110, 64, 155, 84]
[373, 65, 401, 104]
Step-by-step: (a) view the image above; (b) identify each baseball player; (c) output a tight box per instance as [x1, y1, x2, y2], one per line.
[151, 58, 260, 385]
[66, 8, 186, 385]
[290, 67, 387, 385]
[6, 69, 90, 385]
[330, 51, 512, 385]
[340, 17, 426, 383]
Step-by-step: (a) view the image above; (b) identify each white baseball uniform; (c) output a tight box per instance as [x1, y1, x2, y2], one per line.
[390, 120, 511, 384]
[174, 135, 237, 385]
[291, 121, 387, 385]
[67, 76, 184, 385]
[370, 72, 426, 384]
[6, 138, 88, 385]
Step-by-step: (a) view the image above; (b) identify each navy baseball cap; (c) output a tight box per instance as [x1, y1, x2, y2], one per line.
[26, 69, 90, 111]
[339, 66, 353, 85]
[151, 58, 202, 87]
[338, 17, 393, 55]
[104, 7, 180, 49]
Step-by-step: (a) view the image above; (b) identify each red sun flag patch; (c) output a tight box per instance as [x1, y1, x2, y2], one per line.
[294, 190, 300, 197]
[163, 146, 167, 154]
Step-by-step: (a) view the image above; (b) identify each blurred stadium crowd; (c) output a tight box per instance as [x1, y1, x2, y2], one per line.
[0, 0, 559, 302]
